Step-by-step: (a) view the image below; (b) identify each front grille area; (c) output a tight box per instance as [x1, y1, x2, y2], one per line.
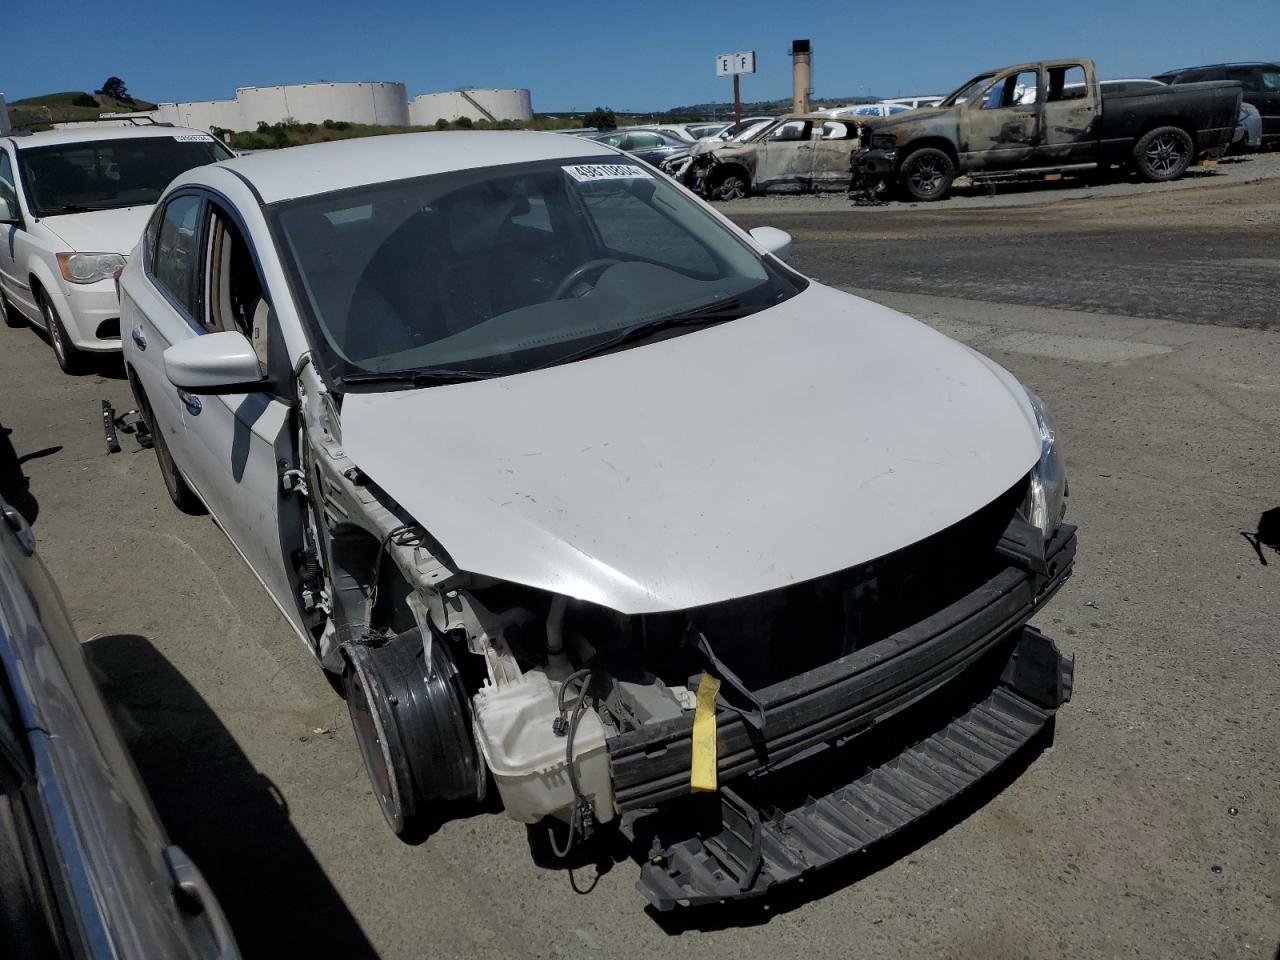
[601, 478, 1029, 692]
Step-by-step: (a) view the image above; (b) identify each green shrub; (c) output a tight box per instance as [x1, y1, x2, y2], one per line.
[71, 93, 98, 108]
[454, 115, 473, 129]
[434, 118, 450, 130]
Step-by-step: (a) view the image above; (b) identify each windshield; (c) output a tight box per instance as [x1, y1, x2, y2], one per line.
[272, 155, 804, 385]
[940, 73, 995, 107]
[17, 134, 232, 217]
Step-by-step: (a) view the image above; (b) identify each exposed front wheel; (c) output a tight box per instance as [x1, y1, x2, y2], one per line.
[1134, 126, 1193, 182]
[711, 169, 750, 201]
[898, 148, 956, 202]
[344, 629, 484, 839]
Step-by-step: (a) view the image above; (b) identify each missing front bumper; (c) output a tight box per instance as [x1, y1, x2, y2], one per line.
[630, 626, 1073, 910]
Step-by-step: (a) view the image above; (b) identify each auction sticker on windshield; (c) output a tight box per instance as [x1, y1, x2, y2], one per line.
[173, 134, 214, 142]
[563, 163, 652, 182]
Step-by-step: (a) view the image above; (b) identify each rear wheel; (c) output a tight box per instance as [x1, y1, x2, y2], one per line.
[344, 629, 484, 839]
[0, 289, 24, 329]
[145, 399, 205, 515]
[39, 293, 84, 374]
[1133, 126, 1193, 182]
[898, 147, 955, 202]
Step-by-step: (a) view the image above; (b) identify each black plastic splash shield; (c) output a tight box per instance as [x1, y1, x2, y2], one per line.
[632, 626, 1073, 910]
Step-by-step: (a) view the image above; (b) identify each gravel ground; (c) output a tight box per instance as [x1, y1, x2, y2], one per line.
[0, 165, 1277, 959]
[718, 150, 1280, 214]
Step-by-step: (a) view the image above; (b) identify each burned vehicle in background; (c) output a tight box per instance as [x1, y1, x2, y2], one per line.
[667, 114, 862, 199]
[850, 57, 1241, 201]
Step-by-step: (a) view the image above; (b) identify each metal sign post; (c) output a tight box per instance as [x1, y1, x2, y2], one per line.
[715, 51, 756, 129]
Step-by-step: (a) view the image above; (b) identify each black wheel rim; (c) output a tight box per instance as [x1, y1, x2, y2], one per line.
[1146, 134, 1185, 175]
[346, 659, 403, 829]
[908, 157, 945, 196]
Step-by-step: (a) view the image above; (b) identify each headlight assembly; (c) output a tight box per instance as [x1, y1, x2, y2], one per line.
[56, 252, 127, 285]
[1022, 389, 1067, 539]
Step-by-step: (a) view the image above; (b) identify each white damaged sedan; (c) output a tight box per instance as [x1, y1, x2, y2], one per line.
[118, 131, 1074, 909]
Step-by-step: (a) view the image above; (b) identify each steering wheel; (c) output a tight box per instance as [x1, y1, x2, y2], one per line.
[552, 258, 620, 300]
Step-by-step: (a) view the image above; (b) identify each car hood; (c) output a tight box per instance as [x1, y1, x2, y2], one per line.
[40, 206, 152, 255]
[340, 283, 1041, 614]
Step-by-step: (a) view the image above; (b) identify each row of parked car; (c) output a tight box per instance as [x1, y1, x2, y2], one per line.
[587, 58, 1276, 202]
[1, 80, 1080, 932]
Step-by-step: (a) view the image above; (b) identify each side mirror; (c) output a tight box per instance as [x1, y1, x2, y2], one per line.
[0, 196, 18, 224]
[749, 226, 792, 262]
[164, 331, 265, 393]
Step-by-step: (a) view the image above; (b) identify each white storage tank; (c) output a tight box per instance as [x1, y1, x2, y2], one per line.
[156, 99, 243, 133]
[409, 88, 533, 125]
[237, 82, 409, 128]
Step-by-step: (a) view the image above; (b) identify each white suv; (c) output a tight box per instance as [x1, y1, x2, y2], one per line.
[0, 125, 231, 372]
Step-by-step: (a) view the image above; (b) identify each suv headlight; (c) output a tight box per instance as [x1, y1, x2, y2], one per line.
[1022, 389, 1067, 539]
[56, 252, 127, 285]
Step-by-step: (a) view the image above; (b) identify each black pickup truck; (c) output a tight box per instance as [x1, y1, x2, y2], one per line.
[852, 58, 1242, 201]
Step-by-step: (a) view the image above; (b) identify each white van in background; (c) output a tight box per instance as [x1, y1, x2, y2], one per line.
[0, 125, 231, 372]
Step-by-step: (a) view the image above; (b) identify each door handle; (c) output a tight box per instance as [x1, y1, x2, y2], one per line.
[2, 504, 34, 556]
[178, 390, 202, 416]
[131, 326, 147, 350]
[163, 846, 240, 960]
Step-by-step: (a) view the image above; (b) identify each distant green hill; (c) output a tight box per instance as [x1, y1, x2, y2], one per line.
[8, 91, 159, 130]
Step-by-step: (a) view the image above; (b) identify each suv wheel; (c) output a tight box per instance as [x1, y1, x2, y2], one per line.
[39, 293, 84, 374]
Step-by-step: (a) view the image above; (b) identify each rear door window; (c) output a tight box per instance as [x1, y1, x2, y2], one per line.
[151, 194, 204, 319]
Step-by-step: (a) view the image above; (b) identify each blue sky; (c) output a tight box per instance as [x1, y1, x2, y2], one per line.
[4, 0, 1277, 111]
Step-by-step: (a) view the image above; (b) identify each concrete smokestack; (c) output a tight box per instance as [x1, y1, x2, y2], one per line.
[791, 39, 811, 114]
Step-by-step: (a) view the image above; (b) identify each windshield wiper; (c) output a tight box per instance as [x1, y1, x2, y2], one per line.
[540, 300, 748, 369]
[338, 368, 495, 389]
[41, 203, 98, 215]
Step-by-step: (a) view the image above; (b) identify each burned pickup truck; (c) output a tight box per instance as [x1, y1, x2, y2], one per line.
[851, 57, 1241, 201]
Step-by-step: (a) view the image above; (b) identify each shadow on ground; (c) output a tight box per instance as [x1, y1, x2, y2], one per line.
[1242, 508, 1280, 565]
[0, 423, 60, 526]
[86, 633, 378, 958]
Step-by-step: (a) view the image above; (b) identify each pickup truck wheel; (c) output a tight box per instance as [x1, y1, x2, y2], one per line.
[344, 629, 484, 839]
[0, 290, 24, 328]
[899, 148, 955, 202]
[39, 293, 84, 374]
[1134, 127, 1193, 182]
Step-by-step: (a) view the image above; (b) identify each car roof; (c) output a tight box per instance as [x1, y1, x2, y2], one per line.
[1157, 62, 1279, 74]
[212, 131, 616, 205]
[10, 125, 211, 150]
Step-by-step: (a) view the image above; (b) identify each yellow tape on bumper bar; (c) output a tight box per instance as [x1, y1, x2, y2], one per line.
[690, 672, 720, 793]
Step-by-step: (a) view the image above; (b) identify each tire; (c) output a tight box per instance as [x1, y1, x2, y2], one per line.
[147, 401, 206, 515]
[898, 147, 956, 202]
[0, 289, 24, 329]
[39, 292, 85, 374]
[1133, 126, 1193, 182]
[711, 169, 750, 201]
[344, 629, 483, 839]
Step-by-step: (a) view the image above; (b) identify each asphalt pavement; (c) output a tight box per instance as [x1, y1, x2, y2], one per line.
[0, 166, 1276, 959]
